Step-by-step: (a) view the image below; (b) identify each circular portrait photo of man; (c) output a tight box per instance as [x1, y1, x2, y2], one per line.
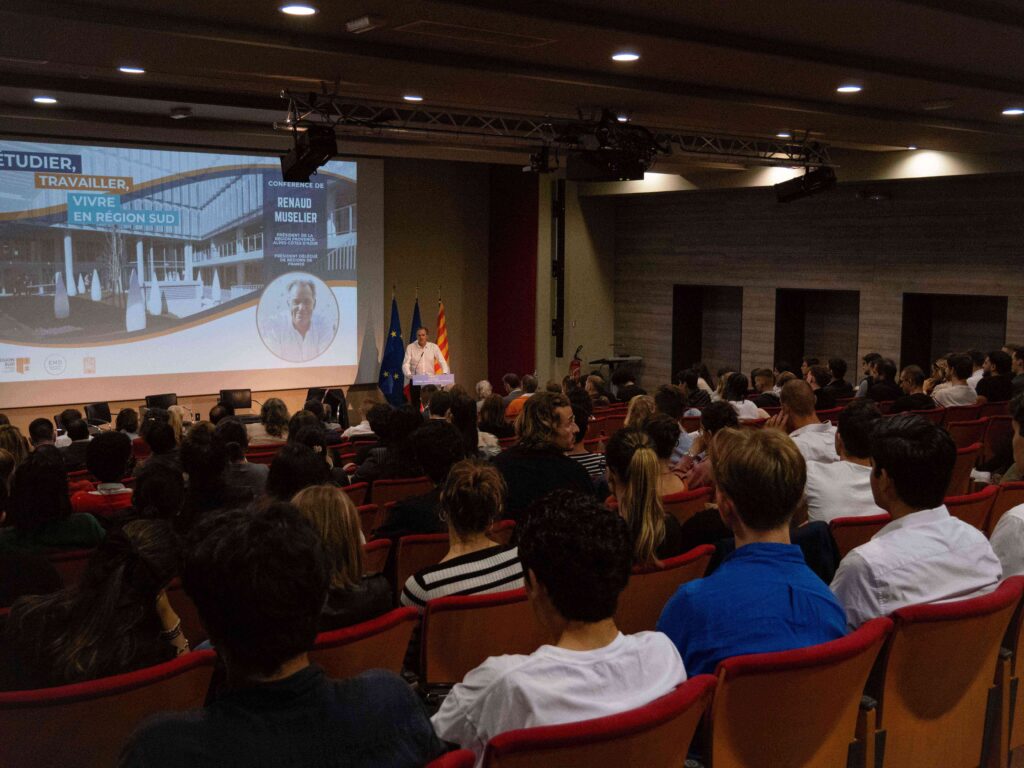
[256, 272, 339, 363]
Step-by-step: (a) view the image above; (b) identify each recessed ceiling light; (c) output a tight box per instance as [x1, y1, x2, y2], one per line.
[1002, 107, 1024, 116]
[403, 94, 423, 102]
[836, 84, 862, 93]
[776, 132, 792, 139]
[612, 52, 640, 62]
[907, 145, 918, 150]
[33, 96, 57, 104]
[279, 4, 317, 15]
[118, 66, 145, 75]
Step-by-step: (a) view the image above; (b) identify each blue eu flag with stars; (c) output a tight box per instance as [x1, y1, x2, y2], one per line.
[379, 297, 405, 406]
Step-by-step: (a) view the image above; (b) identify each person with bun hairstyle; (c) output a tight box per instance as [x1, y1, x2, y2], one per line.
[213, 418, 268, 500]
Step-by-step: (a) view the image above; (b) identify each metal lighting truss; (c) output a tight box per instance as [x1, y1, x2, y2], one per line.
[280, 91, 832, 168]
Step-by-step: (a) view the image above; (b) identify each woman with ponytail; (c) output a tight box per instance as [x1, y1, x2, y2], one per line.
[2, 519, 187, 690]
[213, 417, 268, 500]
[605, 429, 685, 566]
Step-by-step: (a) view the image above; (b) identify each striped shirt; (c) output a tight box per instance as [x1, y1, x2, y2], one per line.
[401, 545, 524, 612]
[569, 451, 607, 480]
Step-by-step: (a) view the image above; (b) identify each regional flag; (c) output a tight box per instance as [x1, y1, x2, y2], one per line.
[378, 296, 405, 406]
[435, 298, 449, 374]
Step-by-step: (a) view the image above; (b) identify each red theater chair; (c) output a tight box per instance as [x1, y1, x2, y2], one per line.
[944, 484, 999, 531]
[829, 514, 892, 559]
[310, 607, 417, 679]
[614, 546, 714, 634]
[372, 476, 433, 506]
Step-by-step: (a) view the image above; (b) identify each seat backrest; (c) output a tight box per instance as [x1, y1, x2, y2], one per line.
[943, 484, 999, 531]
[0, 650, 216, 768]
[943, 404, 981, 425]
[615, 546, 714, 634]
[84, 402, 112, 423]
[816, 407, 843, 425]
[130, 436, 151, 461]
[395, 533, 451, 599]
[828, 514, 892, 559]
[602, 413, 626, 433]
[680, 415, 702, 433]
[244, 449, 279, 466]
[165, 578, 206, 645]
[343, 481, 370, 506]
[498, 436, 518, 448]
[482, 675, 716, 768]
[1003, 581, 1024, 752]
[739, 418, 766, 429]
[910, 407, 946, 425]
[946, 418, 989, 449]
[661, 487, 714, 525]
[945, 443, 980, 497]
[979, 401, 1011, 418]
[356, 503, 381, 539]
[487, 519, 516, 545]
[372, 476, 434, 506]
[362, 538, 391, 575]
[987, 482, 1024, 536]
[875, 577, 1024, 768]
[422, 589, 547, 686]
[982, 415, 1013, 465]
[427, 749, 476, 768]
[46, 548, 95, 589]
[707, 619, 892, 768]
[309, 607, 417, 679]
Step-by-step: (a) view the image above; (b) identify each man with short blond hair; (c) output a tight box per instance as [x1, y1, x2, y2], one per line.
[768, 380, 839, 463]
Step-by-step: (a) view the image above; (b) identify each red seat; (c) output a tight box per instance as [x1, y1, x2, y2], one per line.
[45, 548, 94, 589]
[816, 407, 843, 425]
[739, 418, 767, 429]
[394, 533, 450, 600]
[947, 417, 989, 449]
[983, 415, 1014, 465]
[427, 750, 476, 768]
[356, 503, 381, 539]
[0, 650, 216, 768]
[911, 407, 946, 425]
[362, 538, 391, 574]
[662, 487, 713, 525]
[498, 436, 518, 449]
[481, 676, 716, 767]
[487, 519, 516, 545]
[372, 476, 433, 506]
[944, 485, 999, 531]
[942, 404, 981, 426]
[615, 546, 714, 634]
[875, 401, 894, 414]
[680, 415, 702, 433]
[946, 442, 981, 497]
[829, 514, 892, 559]
[310, 607, 417, 679]
[131, 436, 151, 461]
[979, 401, 1011, 418]
[244, 449, 279, 466]
[602, 414, 626, 434]
[707, 619, 893, 768]
[986, 482, 1024, 536]
[165, 578, 206, 645]
[342, 481, 369, 506]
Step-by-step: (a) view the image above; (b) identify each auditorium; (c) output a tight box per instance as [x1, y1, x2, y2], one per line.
[1, 2, 1024, 766]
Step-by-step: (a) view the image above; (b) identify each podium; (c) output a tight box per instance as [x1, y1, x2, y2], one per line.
[412, 374, 455, 387]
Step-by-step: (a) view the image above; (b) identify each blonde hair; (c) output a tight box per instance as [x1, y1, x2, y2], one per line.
[0, 425, 29, 465]
[167, 405, 186, 445]
[624, 395, 656, 428]
[292, 484, 363, 589]
[605, 429, 665, 566]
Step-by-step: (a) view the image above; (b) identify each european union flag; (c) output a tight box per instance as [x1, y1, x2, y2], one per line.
[379, 296, 405, 406]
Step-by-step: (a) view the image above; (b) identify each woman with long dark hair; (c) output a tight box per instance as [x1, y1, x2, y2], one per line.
[478, 394, 514, 440]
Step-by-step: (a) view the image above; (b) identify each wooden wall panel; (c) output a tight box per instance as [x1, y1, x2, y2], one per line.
[700, 287, 743, 377]
[614, 174, 1024, 388]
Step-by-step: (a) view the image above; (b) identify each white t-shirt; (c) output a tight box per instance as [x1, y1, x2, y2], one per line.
[402, 341, 450, 377]
[431, 631, 686, 764]
[789, 422, 840, 463]
[730, 400, 764, 420]
[805, 461, 886, 523]
[933, 384, 977, 408]
[990, 504, 1024, 577]
[968, 369, 984, 392]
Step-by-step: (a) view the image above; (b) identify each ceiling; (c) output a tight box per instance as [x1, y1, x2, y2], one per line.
[2, 0, 1024, 168]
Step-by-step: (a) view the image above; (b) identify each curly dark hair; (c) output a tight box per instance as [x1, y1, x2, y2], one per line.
[643, 413, 682, 460]
[700, 401, 739, 435]
[518, 490, 632, 622]
[86, 431, 133, 483]
[266, 444, 330, 501]
[837, 400, 882, 459]
[7, 446, 71, 531]
[871, 414, 956, 510]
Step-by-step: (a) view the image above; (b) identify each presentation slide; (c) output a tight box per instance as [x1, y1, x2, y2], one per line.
[0, 140, 380, 408]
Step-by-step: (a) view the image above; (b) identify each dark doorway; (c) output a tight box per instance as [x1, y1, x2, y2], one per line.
[900, 293, 1008, 370]
[774, 289, 860, 371]
[672, 285, 742, 380]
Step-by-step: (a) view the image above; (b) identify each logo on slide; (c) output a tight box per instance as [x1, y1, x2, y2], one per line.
[0, 357, 31, 374]
[44, 355, 67, 376]
[83, 357, 96, 375]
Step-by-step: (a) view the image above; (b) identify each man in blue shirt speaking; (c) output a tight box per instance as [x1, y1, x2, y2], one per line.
[657, 428, 846, 676]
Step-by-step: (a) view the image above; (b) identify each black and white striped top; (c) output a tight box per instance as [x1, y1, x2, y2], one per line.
[570, 451, 607, 480]
[400, 544, 524, 612]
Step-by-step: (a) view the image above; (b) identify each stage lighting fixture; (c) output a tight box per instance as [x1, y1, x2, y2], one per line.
[773, 166, 837, 203]
[280, 124, 337, 182]
[566, 149, 645, 181]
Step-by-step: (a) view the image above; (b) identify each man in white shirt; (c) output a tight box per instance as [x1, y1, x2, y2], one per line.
[402, 326, 449, 409]
[432, 491, 686, 764]
[261, 278, 337, 363]
[967, 349, 986, 392]
[341, 399, 376, 439]
[805, 400, 887, 523]
[767, 379, 839, 463]
[932, 353, 978, 408]
[989, 397, 1024, 574]
[831, 414, 1002, 630]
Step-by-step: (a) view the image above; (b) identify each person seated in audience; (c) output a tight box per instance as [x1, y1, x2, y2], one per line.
[478, 393, 515, 439]
[855, 352, 882, 398]
[825, 358, 855, 399]
[504, 374, 538, 420]
[976, 349, 1015, 405]
[58, 418, 92, 471]
[419, 384, 439, 417]
[1011, 347, 1024, 396]
[401, 459, 522, 611]
[966, 349, 986, 391]
[70, 432, 134, 517]
[804, 401, 886, 523]
[722, 373, 769, 421]
[676, 401, 739, 490]
[342, 398, 377, 439]
[653, 384, 696, 462]
[680, 369, 712, 410]
[624, 393, 656, 427]
[54, 408, 84, 448]
[132, 463, 186, 522]
[350, 403, 390, 462]
[924, 355, 951, 395]
[931, 353, 977, 407]
[642, 414, 688, 497]
[0, 447, 14, 514]
[119, 503, 444, 768]
[451, 393, 499, 458]
[2, 519, 187, 691]
[989, 394, 1024, 572]
[800, 357, 820, 378]
[27, 418, 55, 449]
[890, 365, 936, 413]
[213, 418, 268, 500]
[830, 414, 1002, 629]
[606, 428, 685, 565]
[266, 443, 330, 501]
[658, 428, 846, 675]
[292, 485, 391, 630]
[751, 368, 780, 408]
[585, 374, 612, 408]
[611, 366, 646, 403]
[712, 368, 734, 402]
[0, 549, 60, 609]
[767, 380, 839, 463]
[374, 420, 466, 540]
[475, 379, 493, 411]
[426, 389, 454, 421]
[806, 365, 837, 410]
[432, 490, 685, 759]
[350, 405, 423, 484]
[289, 423, 348, 486]
[543, 379, 562, 394]
[178, 422, 249, 531]
[207, 402, 234, 425]
[692, 363, 715, 393]
[866, 358, 901, 403]
[133, 419, 182, 477]
[247, 397, 289, 445]
[0, 446, 104, 553]
[492, 392, 595, 519]
[501, 373, 523, 407]
[116, 407, 141, 441]
[565, 392, 607, 485]
[167, 405, 188, 445]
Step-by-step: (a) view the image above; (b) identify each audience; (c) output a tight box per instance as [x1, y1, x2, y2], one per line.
[805, 365, 837, 410]
[1012, 347, 1024, 396]
[585, 374, 612, 408]
[350, 405, 423, 484]
[611, 366, 646, 403]
[605, 429, 685, 565]
[653, 384, 696, 462]
[120, 503, 445, 767]
[134, 419, 182, 476]
[58, 419, 92, 471]
[342, 398, 377, 439]
[54, 408, 84, 447]
[624, 393, 656, 427]
[676, 401, 738, 490]
[641, 414, 687, 496]
[475, 379, 493, 410]
[132, 463, 186, 522]
[866, 358, 901, 403]
[451, 392, 499, 458]
[27, 418, 56, 449]
[855, 352, 882, 398]
[830, 414, 1002, 629]
[967, 349, 987, 391]
[432, 490, 685, 760]
[924, 355, 951, 395]
[825, 358, 855, 398]
[565, 392, 606, 483]
[70, 431, 134, 517]
[213, 418, 268, 500]
[931, 353, 977, 407]
[804, 401, 886, 523]
[292, 485, 391, 630]
[266, 444, 330, 501]
[248, 397, 289, 445]
[722, 373, 768, 420]
[990, 393, 1024, 573]
[890, 365, 936, 413]
[500, 373, 523, 406]
[0, 447, 14, 513]
[658, 428, 846, 675]
[976, 350, 1014, 404]
[179, 421, 245, 530]
[478, 393, 514, 439]
[208, 402, 234, 425]
[504, 374, 538, 420]
[769, 380, 839, 463]
[751, 368, 780, 408]
[2, 519, 186, 691]
[0, 549, 60, 610]
[167, 405, 188, 445]
[680, 370, 712, 410]
[116, 407, 141, 440]
[426, 389, 453, 421]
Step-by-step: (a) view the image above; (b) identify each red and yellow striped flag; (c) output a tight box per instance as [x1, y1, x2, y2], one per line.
[435, 299, 449, 373]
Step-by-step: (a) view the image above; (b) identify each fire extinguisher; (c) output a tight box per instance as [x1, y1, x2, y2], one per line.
[569, 345, 583, 382]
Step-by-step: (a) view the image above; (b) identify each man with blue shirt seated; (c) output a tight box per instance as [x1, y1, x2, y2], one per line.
[657, 428, 847, 676]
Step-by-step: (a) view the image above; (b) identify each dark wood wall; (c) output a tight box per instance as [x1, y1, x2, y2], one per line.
[613, 173, 1024, 388]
